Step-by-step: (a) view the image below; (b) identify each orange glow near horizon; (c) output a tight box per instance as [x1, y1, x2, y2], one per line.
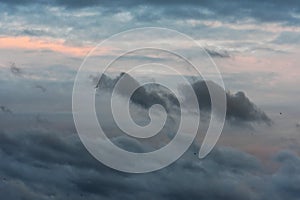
[0, 36, 112, 56]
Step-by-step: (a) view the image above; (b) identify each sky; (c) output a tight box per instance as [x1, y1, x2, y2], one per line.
[0, 0, 300, 199]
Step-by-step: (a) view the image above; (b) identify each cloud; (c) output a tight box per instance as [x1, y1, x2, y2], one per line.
[96, 73, 271, 124]
[95, 73, 179, 113]
[226, 91, 271, 124]
[0, 126, 299, 200]
[35, 114, 50, 125]
[93, 72, 180, 142]
[34, 84, 47, 92]
[184, 79, 272, 124]
[205, 48, 231, 58]
[273, 31, 300, 45]
[1, 0, 299, 25]
[271, 151, 300, 200]
[0, 106, 12, 114]
[0, 0, 298, 51]
[9, 62, 23, 76]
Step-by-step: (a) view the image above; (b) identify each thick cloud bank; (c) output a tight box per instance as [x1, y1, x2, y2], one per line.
[0, 128, 299, 200]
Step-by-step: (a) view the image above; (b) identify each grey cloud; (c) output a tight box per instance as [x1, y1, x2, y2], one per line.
[0, 126, 300, 200]
[226, 91, 271, 124]
[160, 0, 300, 25]
[0, 0, 37, 4]
[271, 151, 300, 200]
[95, 73, 179, 113]
[0, 0, 285, 46]
[273, 31, 300, 45]
[185, 80, 272, 124]
[94, 72, 180, 143]
[0, 130, 102, 173]
[0, 106, 13, 114]
[205, 48, 231, 58]
[9, 62, 23, 76]
[97, 73, 271, 124]
[35, 114, 50, 125]
[21, 29, 51, 37]
[1, 0, 300, 24]
[34, 84, 47, 92]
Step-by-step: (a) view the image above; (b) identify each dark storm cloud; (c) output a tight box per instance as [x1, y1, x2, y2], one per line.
[1, 0, 299, 24]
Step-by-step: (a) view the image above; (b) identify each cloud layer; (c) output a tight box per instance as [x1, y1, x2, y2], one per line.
[1, 0, 299, 25]
[0, 127, 300, 200]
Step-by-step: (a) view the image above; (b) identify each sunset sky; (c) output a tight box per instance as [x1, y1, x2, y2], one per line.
[1, 1, 300, 200]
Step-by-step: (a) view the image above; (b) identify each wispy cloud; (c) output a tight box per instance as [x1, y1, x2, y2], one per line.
[9, 62, 23, 76]
[0, 106, 12, 114]
[34, 84, 47, 93]
[204, 48, 231, 58]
